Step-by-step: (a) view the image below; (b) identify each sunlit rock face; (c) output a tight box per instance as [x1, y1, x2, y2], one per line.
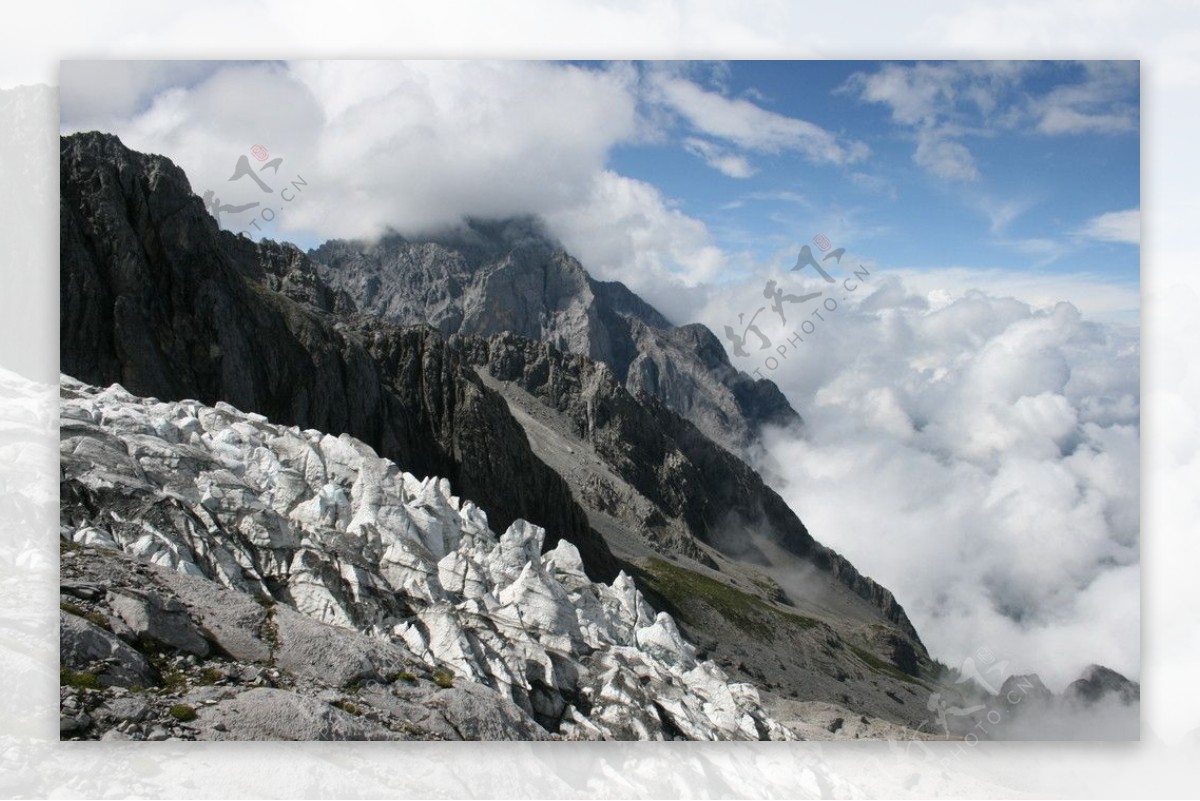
[60, 376, 794, 741]
[308, 219, 802, 459]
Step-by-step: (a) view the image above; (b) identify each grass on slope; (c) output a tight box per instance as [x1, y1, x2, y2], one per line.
[636, 557, 819, 644]
[849, 645, 923, 685]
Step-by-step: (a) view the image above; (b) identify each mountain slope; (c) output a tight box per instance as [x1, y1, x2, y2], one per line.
[60, 131, 617, 583]
[449, 331, 949, 728]
[309, 219, 800, 457]
[455, 330, 920, 640]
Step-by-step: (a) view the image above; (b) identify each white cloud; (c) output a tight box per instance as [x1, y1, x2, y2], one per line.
[844, 60, 1137, 182]
[913, 129, 979, 181]
[887, 266, 1139, 323]
[996, 237, 1072, 267]
[1038, 107, 1136, 135]
[682, 136, 757, 178]
[849, 171, 897, 200]
[1033, 61, 1139, 135]
[843, 61, 1025, 182]
[59, 60, 224, 123]
[650, 72, 869, 165]
[694, 271, 1139, 688]
[1078, 209, 1141, 245]
[58, 60, 743, 310]
[62, 60, 643, 241]
[974, 194, 1035, 234]
[545, 169, 726, 320]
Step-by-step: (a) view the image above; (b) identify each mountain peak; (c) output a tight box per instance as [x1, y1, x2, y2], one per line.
[309, 217, 800, 456]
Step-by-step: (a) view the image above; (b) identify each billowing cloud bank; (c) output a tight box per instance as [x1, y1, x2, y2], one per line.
[695, 268, 1139, 688]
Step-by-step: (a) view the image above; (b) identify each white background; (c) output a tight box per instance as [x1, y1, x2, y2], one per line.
[1, 1, 1196, 797]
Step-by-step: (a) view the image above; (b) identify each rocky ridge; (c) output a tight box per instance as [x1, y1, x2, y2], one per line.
[59, 131, 617, 583]
[455, 330, 921, 642]
[309, 219, 800, 457]
[60, 376, 793, 741]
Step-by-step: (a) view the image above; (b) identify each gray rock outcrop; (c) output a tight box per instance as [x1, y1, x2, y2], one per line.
[309, 219, 800, 457]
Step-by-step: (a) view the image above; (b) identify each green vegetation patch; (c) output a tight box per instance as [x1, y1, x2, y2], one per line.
[168, 704, 197, 722]
[432, 669, 455, 689]
[198, 667, 225, 686]
[60, 667, 103, 691]
[59, 601, 112, 631]
[849, 645, 921, 685]
[638, 558, 820, 643]
[159, 667, 188, 692]
[333, 700, 364, 716]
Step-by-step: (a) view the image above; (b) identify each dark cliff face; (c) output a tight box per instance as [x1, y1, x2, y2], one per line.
[59, 131, 617, 582]
[307, 219, 801, 456]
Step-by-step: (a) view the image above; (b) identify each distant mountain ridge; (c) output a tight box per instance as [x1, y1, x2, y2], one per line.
[309, 219, 800, 457]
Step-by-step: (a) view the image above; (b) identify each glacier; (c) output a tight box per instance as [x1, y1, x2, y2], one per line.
[59, 375, 794, 741]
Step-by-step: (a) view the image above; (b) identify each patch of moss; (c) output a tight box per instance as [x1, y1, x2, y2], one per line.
[59, 601, 112, 631]
[159, 668, 188, 693]
[333, 700, 363, 716]
[849, 645, 920, 685]
[197, 667, 224, 686]
[392, 671, 418, 683]
[85, 611, 111, 631]
[60, 667, 103, 691]
[432, 669, 455, 689]
[168, 704, 197, 722]
[750, 574, 790, 606]
[781, 611, 821, 630]
[136, 635, 168, 657]
[636, 558, 821, 643]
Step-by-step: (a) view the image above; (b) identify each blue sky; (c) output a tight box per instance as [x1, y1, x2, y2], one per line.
[608, 61, 1139, 284]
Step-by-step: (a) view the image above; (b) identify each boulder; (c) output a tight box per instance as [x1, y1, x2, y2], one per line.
[106, 587, 210, 656]
[59, 611, 155, 689]
[193, 688, 403, 741]
[422, 682, 550, 741]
